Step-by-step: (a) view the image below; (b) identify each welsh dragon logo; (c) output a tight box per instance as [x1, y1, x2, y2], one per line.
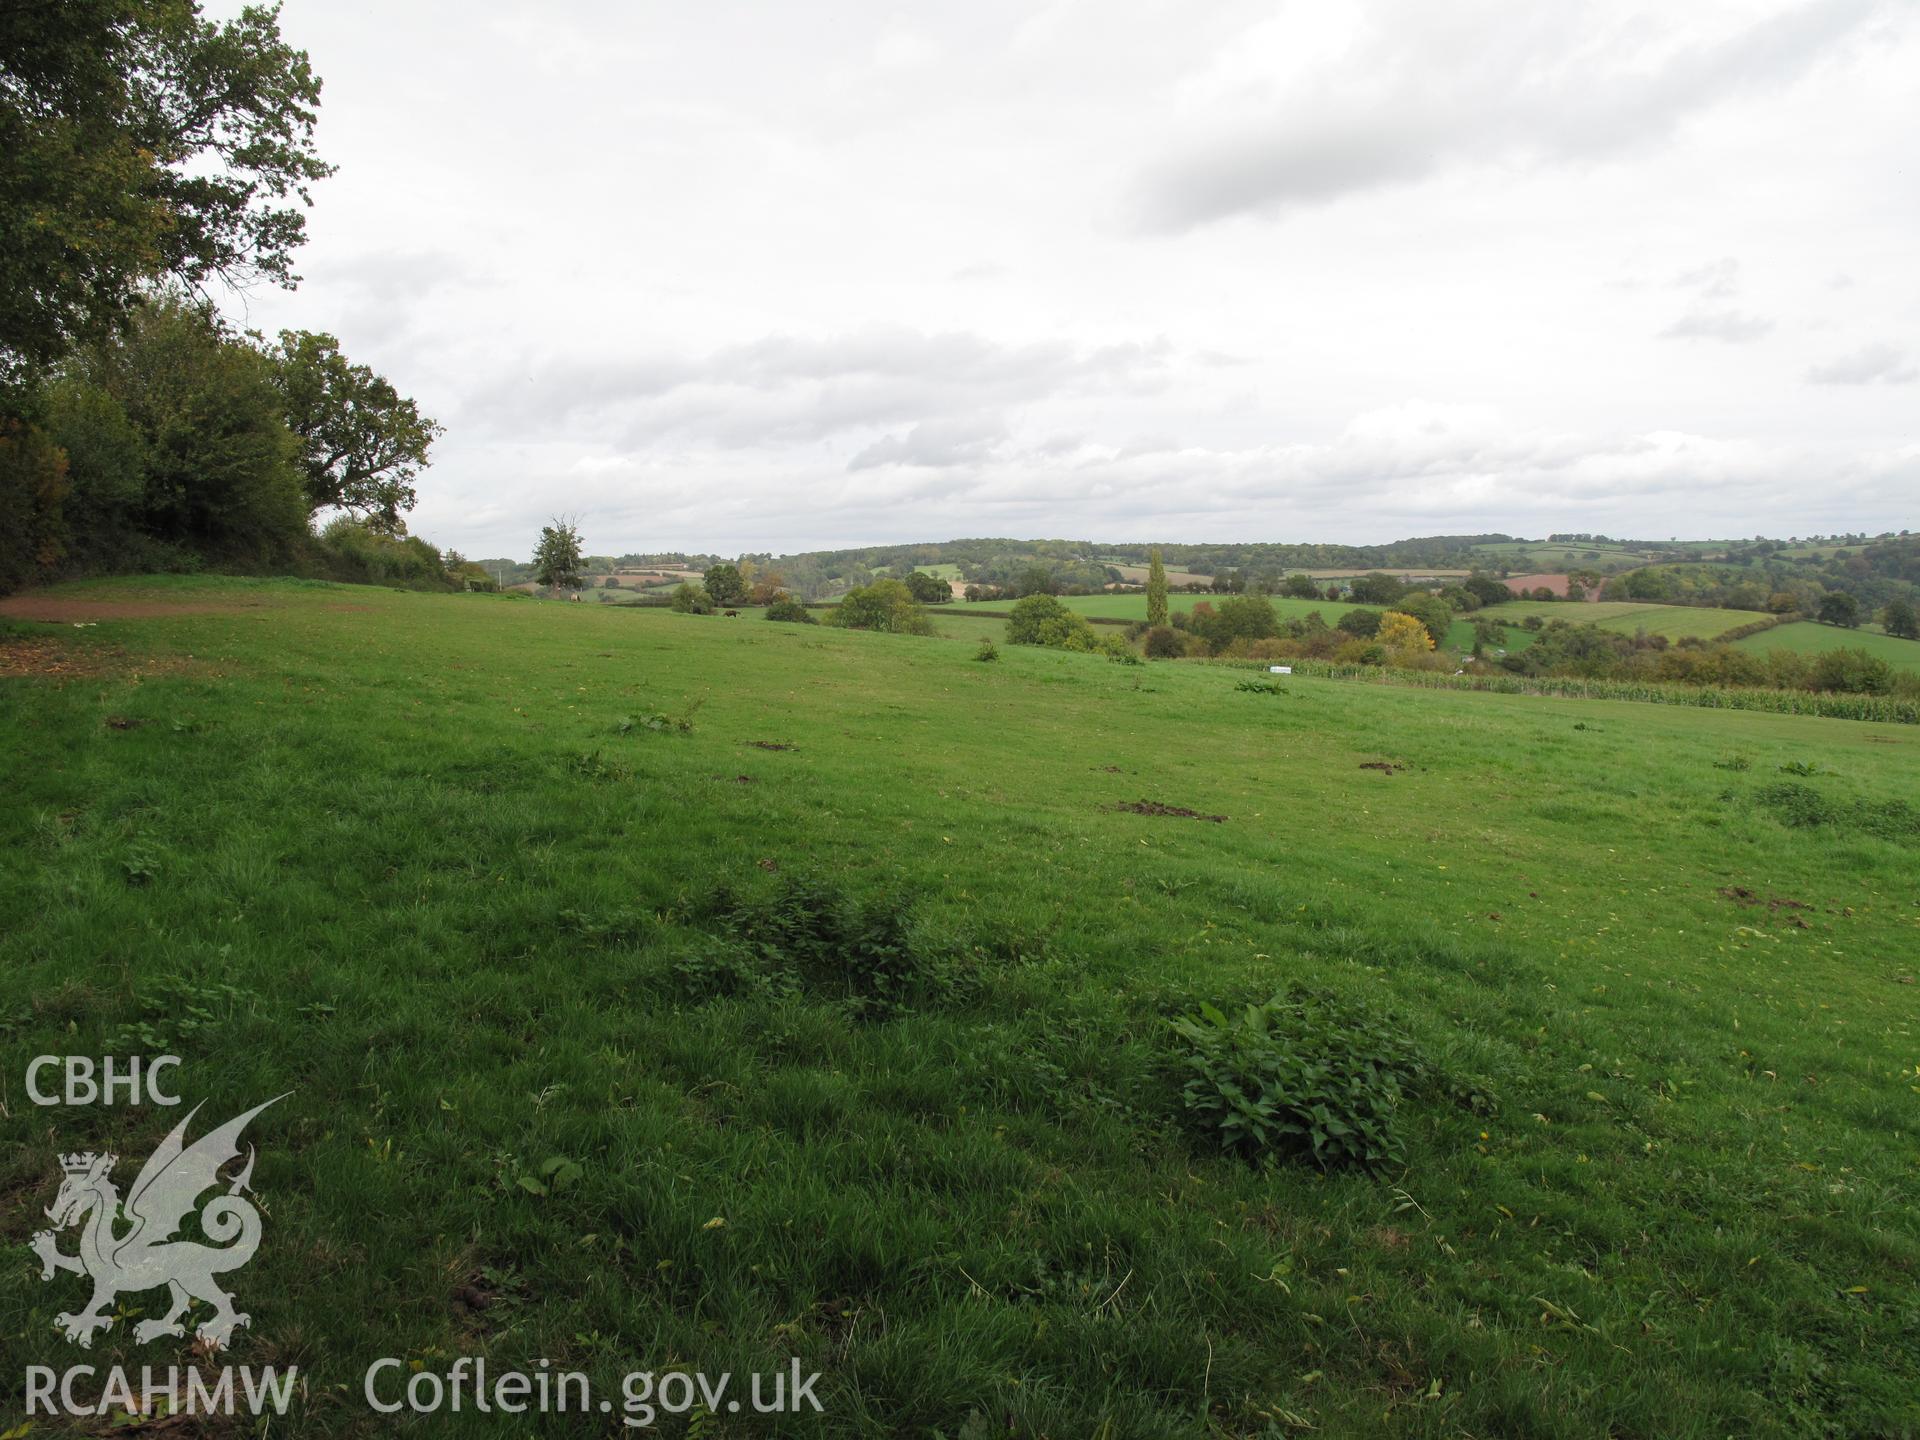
[30, 1096, 285, 1349]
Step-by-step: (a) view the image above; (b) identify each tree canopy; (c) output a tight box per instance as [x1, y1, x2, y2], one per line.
[533, 519, 584, 590]
[1, 1, 331, 402]
[271, 330, 441, 528]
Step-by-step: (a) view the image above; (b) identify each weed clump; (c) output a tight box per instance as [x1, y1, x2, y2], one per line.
[679, 876, 961, 1017]
[1169, 985, 1426, 1170]
[1757, 782, 1919, 840]
[974, 640, 998, 663]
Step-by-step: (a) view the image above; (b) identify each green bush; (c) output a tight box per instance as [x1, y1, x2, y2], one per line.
[1809, 647, 1892, 694]
[1169, 985, 1425, 1170]
[829, 579, 933, 635]
[1143, 625, 1184, 659]
[670, 582, 714, 614]
[1006, 593, 1093, 648]
[974, 640, 998, 662]
[315, 518, 453, 588]
[764, 598, 817, 623]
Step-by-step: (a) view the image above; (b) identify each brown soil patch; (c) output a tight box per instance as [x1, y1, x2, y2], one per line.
[0, 596, 251, 622]
[1359, 761, 1407, 774]
[1719, 886, 1811, 913]
[0, 637, 116, 678]
[747, 740, 794, 751]
[1113, 799, 1226, 823]
[1, 636, 205, 682]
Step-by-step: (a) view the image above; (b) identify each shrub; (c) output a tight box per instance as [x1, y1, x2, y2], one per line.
[1143, 625, 1185, 659]
[1006, 593, 1092, 647]
[1393, 594, 1453, 647]
[670, 582, 714, 614]
[1169, 985, 1425, 1170]
[1377, 611, 1434, 654]
[1188, 594, 1278, 653]
[1809, 647, 1891, 694]
[316, 518, 453, 588]
[830, 579, 933, 635]
[764, 598, 817, 624]
[974, 640, 998, 662]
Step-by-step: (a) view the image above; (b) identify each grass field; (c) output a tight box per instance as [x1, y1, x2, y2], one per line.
[912, 564, 962, 580]
[3, 576, 1918, 1437]
[1732, 620, 1920, 675]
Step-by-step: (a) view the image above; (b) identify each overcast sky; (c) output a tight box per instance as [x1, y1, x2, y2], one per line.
[220, 0, 1919, 558]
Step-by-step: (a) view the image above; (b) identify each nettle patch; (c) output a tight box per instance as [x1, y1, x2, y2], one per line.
[1168, 985, 1430, 1171]
[1754, 782, 1920, 841]
[674, 875, 968, 1019]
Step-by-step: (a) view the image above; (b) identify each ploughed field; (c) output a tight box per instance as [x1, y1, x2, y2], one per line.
[2, 576, 1917, 1438]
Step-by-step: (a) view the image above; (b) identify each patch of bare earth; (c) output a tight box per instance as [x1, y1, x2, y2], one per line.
[1113, 799, 1227, 823]
[0, 637, 205, 681]
[0, 595, 261, 622]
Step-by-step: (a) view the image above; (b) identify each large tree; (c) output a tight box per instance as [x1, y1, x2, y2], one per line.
[0, 2, 332, 403]
[702, 562, 746, 606]
[271, 330, 441, 529]
[1146, 549, 1168, 627]
[1817, 591, 1860, 628]
[532, 518, 583, 591]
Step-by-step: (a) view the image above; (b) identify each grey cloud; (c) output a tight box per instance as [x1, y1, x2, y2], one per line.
[463, 328, 1173, 450]
[1659, 309, 1773, 343]
[848, 414, 1008, 470]
[1807, 341, 1916, 384]
[1129, 1, 1882, 231]
[1673, 258, 1740, 299]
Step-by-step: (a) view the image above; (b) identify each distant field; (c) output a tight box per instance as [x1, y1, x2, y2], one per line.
[1494, 600, 1761, 641]
[980, 593, 1757, 644]
[1106, 563, 1213, 587]
[913, 563, 962, 580]
[1732, 620, 1920, 674]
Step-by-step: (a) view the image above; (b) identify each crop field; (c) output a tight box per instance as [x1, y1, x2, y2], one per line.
[1468, 542, 1664, 569]
[1732, 620, 1920, 674]
[3, 577, 1918, 1437]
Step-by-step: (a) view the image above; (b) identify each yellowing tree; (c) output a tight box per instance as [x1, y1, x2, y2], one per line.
[1377, 611, 1433, 652]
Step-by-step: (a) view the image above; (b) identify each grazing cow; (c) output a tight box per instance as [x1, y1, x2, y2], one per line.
[724, 609, 739, 617]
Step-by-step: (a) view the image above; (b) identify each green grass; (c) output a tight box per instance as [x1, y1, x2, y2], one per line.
[913, 563, 962, 580]
[1732, 620, 1920, 674]
[1492, 600, 1763, 642]
[3, 575, 1918, 1437]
